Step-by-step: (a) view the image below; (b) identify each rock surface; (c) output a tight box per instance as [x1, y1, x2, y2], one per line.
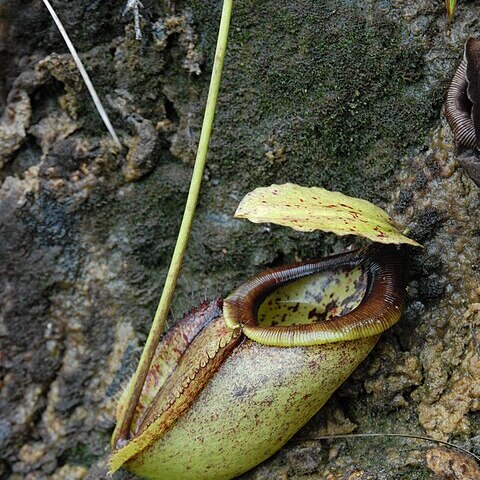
[1, 0, 479, 479]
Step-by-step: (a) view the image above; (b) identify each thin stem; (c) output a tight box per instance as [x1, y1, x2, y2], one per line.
[42, 0, 122, 148]
[114, 0, 234, 445]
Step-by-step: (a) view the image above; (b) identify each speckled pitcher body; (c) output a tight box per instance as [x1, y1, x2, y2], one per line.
[111, 245, 407, 480]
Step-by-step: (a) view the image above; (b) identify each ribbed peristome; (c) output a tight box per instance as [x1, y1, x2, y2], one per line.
[223, 245, 408, 347]
[445, 58, 476, 148]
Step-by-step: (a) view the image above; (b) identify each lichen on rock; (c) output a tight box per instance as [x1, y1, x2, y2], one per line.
[0, 89, 31, 167]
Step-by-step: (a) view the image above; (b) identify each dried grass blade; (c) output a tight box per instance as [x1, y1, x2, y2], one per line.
[42, 0, 122, 148]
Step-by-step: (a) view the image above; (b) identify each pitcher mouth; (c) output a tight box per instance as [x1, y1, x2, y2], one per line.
[223, 245, 408, 347]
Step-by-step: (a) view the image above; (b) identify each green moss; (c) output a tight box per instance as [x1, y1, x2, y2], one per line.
[184, 0, 440, 200]
[63, 443, 95, 467]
